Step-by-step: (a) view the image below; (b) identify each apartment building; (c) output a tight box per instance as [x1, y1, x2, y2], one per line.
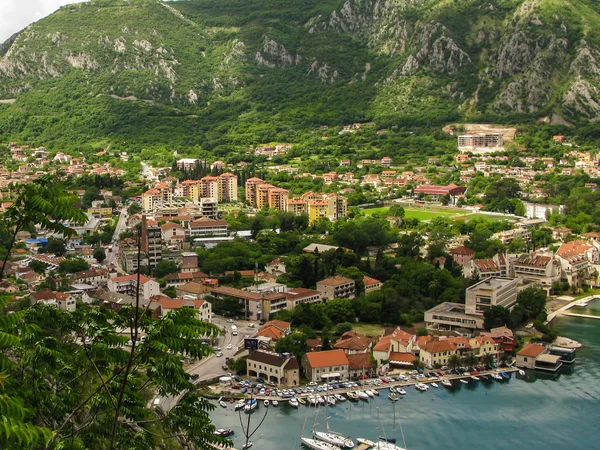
[218, 172, 238, 202]
[247, 351, 300, 386]
[317, 275, 356, 301]
[188, 217, 228, 237]
[465, 277, 518, 316]
[107, 274, 160, 301]
[141, 215, 162, 270]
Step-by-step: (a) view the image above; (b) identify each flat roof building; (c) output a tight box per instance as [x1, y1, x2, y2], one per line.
[465, 277, 518, 316]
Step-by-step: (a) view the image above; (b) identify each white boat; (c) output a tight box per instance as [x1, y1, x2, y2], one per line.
[397, 388, 406, 395]
[241, 442, 253, 450]
[326, 395, 336, 405]
[471, 376, 480, 381]
[263, 400, 270, 407]
[301, 437, 340, 450]
[415, 383, 428, 391]
[459, 379, 469, 385]
[430, 382, 439, 388]
[356, 391, 369, 400]
[441, 379, 452, 388]
[317, 395, 326, 405]
[313, 431, 355, 448]
[234, 400, 246, 411]
[365, 390, 375, 398]
[518, 369, 526, 376]
[244, 399, 258, 413]
[371, 389, 379, 396]
[272, 400, 279, 407]
[308, 396, 318, 406]
[491, 373, 503, 381]
[334, 394, 346, 402]
[388, 393, 398, 402]
[389, 386, 396, 393]
[219, 400, 227, 408]
[289, 398, 299, 408]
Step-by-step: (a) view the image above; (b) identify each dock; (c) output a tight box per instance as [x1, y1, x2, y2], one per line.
[562, 313, 600, 320]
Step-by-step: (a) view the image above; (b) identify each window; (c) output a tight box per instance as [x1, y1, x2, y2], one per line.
[524, 357, 528, 362]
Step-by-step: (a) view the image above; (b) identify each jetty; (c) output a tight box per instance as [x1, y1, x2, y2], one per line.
[562, 313, 600, 320]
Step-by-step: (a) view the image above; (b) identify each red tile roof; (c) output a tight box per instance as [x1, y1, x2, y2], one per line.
[517, 343, 546, 358]
[305, 349, 349, 368]
[347, 353, 373, 370]
[420, 340, 456, 354]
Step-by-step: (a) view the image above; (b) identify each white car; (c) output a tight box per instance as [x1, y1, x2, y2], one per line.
[226, 344, 233, 350]
[216, 352, 223, 357]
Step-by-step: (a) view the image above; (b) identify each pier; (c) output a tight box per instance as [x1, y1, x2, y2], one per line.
[562, 313, 600, 320]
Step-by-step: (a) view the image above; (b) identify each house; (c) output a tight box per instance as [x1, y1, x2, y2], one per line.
[107, 274, 160, 301]
[303, 349, 350, 382]
[163, 271, 209, 288]
[265, 258, 286, 277]
[317, 275, 356, 301]
[188, 217, 228, 237]
[246, 350, 300, 386]
[0, 280, 19, 293]
[161, 222, 186, 246]
[72, 269, 109, 287]
[517, 344, 562, 371]
[285, 288, 322, 309]
[333, 331, 371, 355]
[175, 281, 212, 299]
[480, 326, 517, 352]
[450, 246, 475, 267]
[419, 340, 457, 367]
[256, 320, 291, 341]
[363, 276, 382, 294]
[372, 327, 415, 364]
[511, 253, 560, 290]
[306, 337, 323, 352]
[463, 258, 502, 279]
[30, 290, 76, 311]
[413, 184, 466, 205]
[152, 296, 212, 323]
[389, 352, 418, 369]
[347, 353, 375, 379]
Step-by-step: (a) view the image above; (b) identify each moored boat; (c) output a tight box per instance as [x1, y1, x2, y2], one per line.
[264, 400, 270, 407]
[301, 437, 340, 450]
[459, 379, 469, 385]
[356, 391, 369, 400]
[241, 442, 253, 450]
[371, 389, 379, 396]
[347, 392, 359, 401]
[389, 387, 396, 393]
[289, 398, 299, 408]
[471, 376, 480, 381]
[501, 372, 510, 379]
[272, 400, 279, 407]
[298, 397, 307, 406]
[397, 388, 406, 395]
[334, 394, 346, 402]
[388, 393, 398, 402]
[491, 373, 503, 381]
[234, 400, 246, 411]
[518, 369, 526, 376]
[313, 430, 355, 448]
[215, 428, 234, 437]
[441, 379, 452, 388]
[430, 382, 439, 388]
[365, 390, 375, 398]
[219, 400, 227, 408]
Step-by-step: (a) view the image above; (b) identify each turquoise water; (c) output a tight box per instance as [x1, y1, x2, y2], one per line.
[209, 309, 600, 449]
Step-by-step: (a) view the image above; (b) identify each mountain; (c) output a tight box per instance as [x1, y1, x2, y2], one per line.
[1, 0, 600, 151]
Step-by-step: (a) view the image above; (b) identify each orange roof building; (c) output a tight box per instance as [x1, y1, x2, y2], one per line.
[303, 349, 349, 382]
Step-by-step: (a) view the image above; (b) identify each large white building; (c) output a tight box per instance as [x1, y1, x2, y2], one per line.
[107, 274, 160, 301]
[464, 277, 518, 316]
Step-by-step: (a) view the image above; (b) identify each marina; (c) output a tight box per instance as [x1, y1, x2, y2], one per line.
[208, 311, 600, 450]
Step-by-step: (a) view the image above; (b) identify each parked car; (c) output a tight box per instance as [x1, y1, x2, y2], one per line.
[191, 374, 200, 381]
[256, 377, 265, 383]
[216, 352, 223, 357]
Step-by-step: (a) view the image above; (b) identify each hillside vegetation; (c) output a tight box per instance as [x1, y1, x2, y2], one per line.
[0, 0, 600, 152]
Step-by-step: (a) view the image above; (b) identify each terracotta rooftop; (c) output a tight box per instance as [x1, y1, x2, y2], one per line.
[517, 343, 547, 358]
[305, 349, 349, 368]
[317, 275, 354, 286]
[347, 353, 373, 370]
[248, 351, 299, 369]
[420, 340, 455, 354]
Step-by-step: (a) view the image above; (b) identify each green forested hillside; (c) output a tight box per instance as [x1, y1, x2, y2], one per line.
[0, 0, 599, 153]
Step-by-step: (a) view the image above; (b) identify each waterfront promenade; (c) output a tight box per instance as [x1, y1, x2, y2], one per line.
[209, 367, 520, 402]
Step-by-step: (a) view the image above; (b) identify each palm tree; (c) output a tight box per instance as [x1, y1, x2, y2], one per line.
[462, 353, 478, 369]
[482, 352, 495, 368]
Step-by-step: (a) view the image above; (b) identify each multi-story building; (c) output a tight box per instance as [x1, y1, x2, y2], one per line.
[141, 215, 162, 270]
[363, 276, 382, 294]
[188, 217, 228, 237]
[218, 172, 238, 202]
[245, 177, 265, 205]
[317, 275, 356, 301]
[307, 199, 329, 225]
[458, 133, 504, 148]
[199, 176, 219, 199]
[72, 269, 109, 287]
[287, 199, 307, 216]
[465, 277, 518, 316]
[267, 188, 289, 211]
[154, 297, 212, 323]
[284, 288, 322, 309]
[107, 274, 160, 301]
[303, 349, 349, 382]
[246, 351, 300, 386]
[176, 158, 199, 171]
[419, 340, 457, 367]
[511, 253, 560, 290]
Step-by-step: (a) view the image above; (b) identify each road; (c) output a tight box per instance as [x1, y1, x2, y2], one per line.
[156, 317, 256, 411]
[105, 206, 128, 270]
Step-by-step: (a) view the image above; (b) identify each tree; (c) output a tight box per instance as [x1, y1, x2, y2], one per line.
[0, 176, 87, 281]
[28, 259, 46, 274]
[127, 202, 142, 215]
[483, 305, 511, 330]
[153, 259, 179, 278]
[416, 327, 428, 336]
[46, 237, 67, 256]
[274, 332, 308, 360]
[462, 353, 478, 369]
[448, 354, 462, 370]
[59, 257, 90, 273]
[94, 247, 107, 263]
[517, 286, 547, 320]
[482, 353, 496, 367]
[388, 204, 405, 218]
[334, 322, 353, 335]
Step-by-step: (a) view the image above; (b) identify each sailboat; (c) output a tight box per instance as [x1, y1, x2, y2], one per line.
[301, 437, 341, 450]
[314, 386, 355, 449]
[363, 406, 407, 450]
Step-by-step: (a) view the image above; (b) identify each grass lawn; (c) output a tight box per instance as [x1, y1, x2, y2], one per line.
[463, 213, 515, 221]
[352, 322, 386, 337]
[363, 207, 457, 220]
